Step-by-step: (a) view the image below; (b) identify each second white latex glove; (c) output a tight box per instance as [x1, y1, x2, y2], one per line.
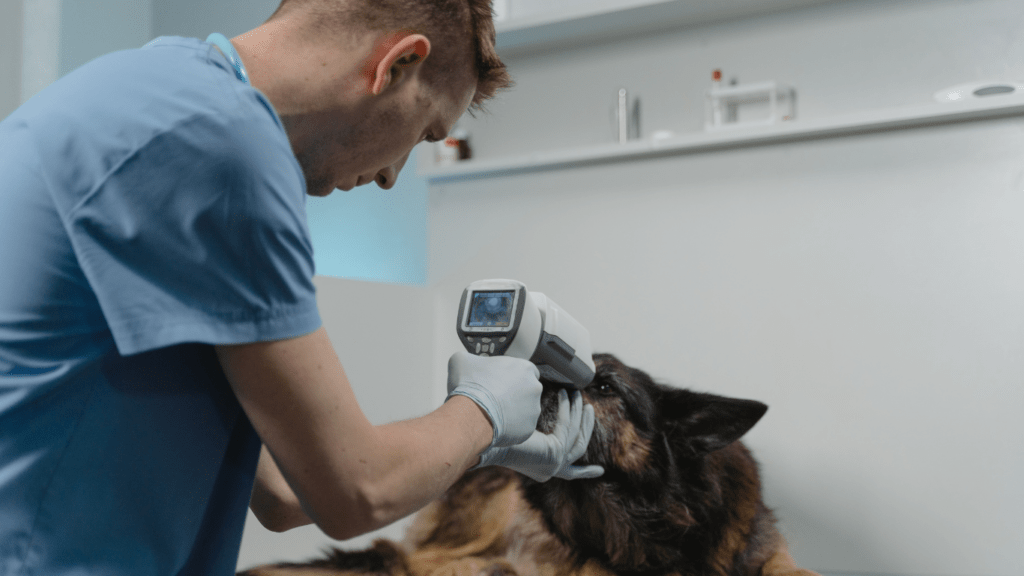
[475, 389, 605, 482]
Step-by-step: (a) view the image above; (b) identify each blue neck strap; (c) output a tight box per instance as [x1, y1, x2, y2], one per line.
[206, 33, 250, 85]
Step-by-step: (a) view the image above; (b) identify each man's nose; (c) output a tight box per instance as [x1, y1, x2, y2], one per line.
[375, 152, 411, 190]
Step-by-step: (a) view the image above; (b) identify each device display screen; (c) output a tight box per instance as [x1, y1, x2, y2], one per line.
[467, 291, 515, 327]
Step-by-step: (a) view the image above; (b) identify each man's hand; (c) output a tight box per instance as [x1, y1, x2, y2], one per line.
[446, 351, 543, 447]
[476, 389, 604, 482]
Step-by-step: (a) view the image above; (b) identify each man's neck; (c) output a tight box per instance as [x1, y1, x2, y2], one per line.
[231, 19, 369, 119]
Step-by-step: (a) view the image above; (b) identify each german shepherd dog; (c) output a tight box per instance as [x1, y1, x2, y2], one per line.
[239, 354, 819, 576]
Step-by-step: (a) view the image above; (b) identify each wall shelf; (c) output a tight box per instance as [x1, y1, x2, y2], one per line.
[421, 95, 1024, 184]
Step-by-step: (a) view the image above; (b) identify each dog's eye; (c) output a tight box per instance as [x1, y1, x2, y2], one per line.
[590, 381, 614, 395]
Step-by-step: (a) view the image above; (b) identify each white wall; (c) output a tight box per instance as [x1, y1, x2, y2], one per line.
[426, 1, 1024, 575]
[0, 0, 22, 119]
[16, 0, 59, 105]
[1, 0, 153, 117]
[152, 0, 276, 40]
[429, 119, 1024, 576]
[58, 0, 152, 77]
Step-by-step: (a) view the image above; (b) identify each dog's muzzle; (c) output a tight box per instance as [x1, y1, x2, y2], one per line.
[536, 384, 563, 435]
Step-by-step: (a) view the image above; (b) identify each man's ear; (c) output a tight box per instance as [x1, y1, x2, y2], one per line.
[370, 33, 431, 95]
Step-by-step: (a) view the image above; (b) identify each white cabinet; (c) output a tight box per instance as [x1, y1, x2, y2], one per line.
[494, 0, 843, 52]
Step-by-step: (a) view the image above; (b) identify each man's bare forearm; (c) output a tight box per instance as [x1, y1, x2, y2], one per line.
[357, 395, 490, 527]
[250, 396, 489, 536]
[219, 328, 494, 540]
[250, 445, 313, 532]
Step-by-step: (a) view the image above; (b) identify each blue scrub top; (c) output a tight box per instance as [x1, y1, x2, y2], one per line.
[0, 37, 322, 574]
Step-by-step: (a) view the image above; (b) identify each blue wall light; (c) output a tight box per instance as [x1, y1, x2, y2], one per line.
[305, 149, 429, 286]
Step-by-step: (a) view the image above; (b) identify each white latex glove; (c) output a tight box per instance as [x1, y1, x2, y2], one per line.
[446, 351, 543, 447]
[475, 389, 605, 482]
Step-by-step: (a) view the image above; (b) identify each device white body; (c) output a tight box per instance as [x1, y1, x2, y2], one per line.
[519, 291, 595, 377]
[458, 279, 595, 388]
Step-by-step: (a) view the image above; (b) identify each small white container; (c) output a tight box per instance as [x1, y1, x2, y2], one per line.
[705, 81, 796, 131]
[435, 140, 459, 166]
[933, 81, 1024, 103]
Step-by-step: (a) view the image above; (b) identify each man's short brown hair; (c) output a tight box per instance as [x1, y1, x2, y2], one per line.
[269, 0, 512, 110]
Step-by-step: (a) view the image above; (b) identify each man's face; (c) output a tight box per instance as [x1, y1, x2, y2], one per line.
[290, 75, 475, 197]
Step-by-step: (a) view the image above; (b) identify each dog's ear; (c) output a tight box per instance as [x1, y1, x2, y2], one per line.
[662, 389, 768, 455]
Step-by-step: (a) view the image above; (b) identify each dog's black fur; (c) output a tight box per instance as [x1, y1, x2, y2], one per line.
[525, 353, 776, 575]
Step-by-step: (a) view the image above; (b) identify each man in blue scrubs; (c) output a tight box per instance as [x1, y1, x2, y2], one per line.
[0, 0, 601, 574]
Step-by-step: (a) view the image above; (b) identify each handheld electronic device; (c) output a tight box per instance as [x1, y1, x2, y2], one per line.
[456, 280, 595, 390]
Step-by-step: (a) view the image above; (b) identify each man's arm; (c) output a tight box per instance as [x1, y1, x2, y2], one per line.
[249, 445, 312, 532]
[217, 327, 494, 540]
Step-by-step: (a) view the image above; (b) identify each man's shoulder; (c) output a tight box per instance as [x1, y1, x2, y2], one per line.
[20, 36, 296, 198]
[132, 37, 292, 161]
[37, 36, 277, 139]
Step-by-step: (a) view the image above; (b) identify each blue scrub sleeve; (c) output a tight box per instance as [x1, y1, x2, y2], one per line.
[62, 103, 321, 356]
